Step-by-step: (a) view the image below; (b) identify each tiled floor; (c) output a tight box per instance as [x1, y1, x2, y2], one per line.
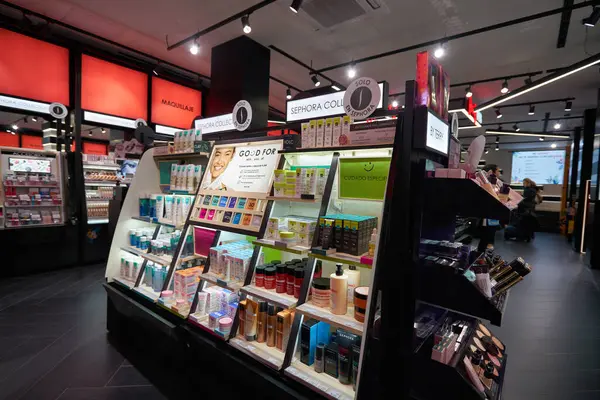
[492, 232, 600, 400]
[0, 265, 166, 400]
[0, 233, 599, 399]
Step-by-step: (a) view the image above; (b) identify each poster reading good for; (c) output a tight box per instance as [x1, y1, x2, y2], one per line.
[339, 157, 391, 200]
[200, 140, 283, 193]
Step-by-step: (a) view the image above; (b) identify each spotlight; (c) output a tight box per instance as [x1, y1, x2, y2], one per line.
[31, 116, 37, 122]
[495, 109, 502, 119]
[500, 79, 509, 94]
[286, 88, 292, 100]
[465, 85, 473, 98]
[524, 76, 533, 85]
[554, 122, 561, 130]
[495, 144, 500, 151]
[551, 143, 557, 148]
[391, 100, 399, 108]
[433, 42, 446, 59]
[496, 136, 500, 143]
[582, 7, 600, 27]
[189, 40, 199, 55]
[347, 64, 356, 79]
[6, 129, 11, 134]
[528, 104, 535, 115]
[331, 85, 341, 91]
[485, 148, 489, 154]
[11, 124, 18, 130]
[101, 128, 106, 133]
[311, 75, 321, 87]
[242, 15, 251, 34]
[539, 137, 545, 141]
[289, 0, 303, 13]
[153, 69, 159, 76]
[402, 105, 405, 109]
[513, 124, 520, 132]
[565, 101, 572, 111]
[88, 131, 93, 136]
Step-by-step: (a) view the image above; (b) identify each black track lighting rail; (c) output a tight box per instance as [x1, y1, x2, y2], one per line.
[479, 115, 583, 126]
[492, 97, 575, 109]
[269, 76, 302, 92]
[269, 45, 343, 89]
[312, 0, 600, 74]
[451, 72, 544, 88]
[166, 0, 277, 51]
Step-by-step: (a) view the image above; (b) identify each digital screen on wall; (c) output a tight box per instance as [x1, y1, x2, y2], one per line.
[9, 157, 51, 173]
[511, 150, 565, 185]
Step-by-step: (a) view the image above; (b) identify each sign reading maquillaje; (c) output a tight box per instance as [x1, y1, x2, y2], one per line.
[338, 157, 391, 200]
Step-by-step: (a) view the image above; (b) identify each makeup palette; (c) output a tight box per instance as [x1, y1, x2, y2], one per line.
[464, 320, 506, 391]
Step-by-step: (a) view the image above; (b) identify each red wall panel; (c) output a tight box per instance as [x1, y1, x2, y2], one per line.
[0, 29, 69, 105]
[0, 132, 19, 147]
[81, 55, 148, 120]
[83, 141, 108, 155]
[21, 135, 42, 150]
[151, 78, 201, 129]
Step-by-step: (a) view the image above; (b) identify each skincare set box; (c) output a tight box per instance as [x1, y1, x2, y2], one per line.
[171, 266, 204, 305]
[139, 193, 194, 227]
[264, 216, 317, 247]
[237, 299, 294, 352]
[300, 323, 362, 389]
[301, 117, 352, 149]
[273, 167, 329, 199]
[208, 241, 261, 285]
[315, 214, 378, 256]
[169, 164, 203, 193]
[193, 194, 266, 229]
[190, 285, 240, 337]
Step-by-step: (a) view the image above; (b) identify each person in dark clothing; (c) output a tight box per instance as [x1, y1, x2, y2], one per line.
[477, 164, 502, 251]
[518, 178, 541, 239]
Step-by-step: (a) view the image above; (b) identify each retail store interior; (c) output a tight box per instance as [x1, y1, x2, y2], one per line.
[0, 1, 599, 399]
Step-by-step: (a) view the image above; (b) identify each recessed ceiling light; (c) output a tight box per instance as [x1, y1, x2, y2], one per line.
[554, 122, 561, 130]
[290, 0, 303, 13]
[433, 42, 446, 59]
[11, 124, 18, 130]
[347, 64, 356, 79]
[391, 100, 399, 108]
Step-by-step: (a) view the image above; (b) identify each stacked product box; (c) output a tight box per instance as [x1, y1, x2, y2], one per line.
[192, 286, 239, 337]
[208, 241, 259, 283]
[173, 266, 203, 304]
[317, 214, 378, 255]
[265, 216, 317, 247]
[273, 168, 329, 198]
[301, 116, 353, 149]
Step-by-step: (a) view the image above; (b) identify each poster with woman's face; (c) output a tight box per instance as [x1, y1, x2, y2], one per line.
[200, 140, 283, 193]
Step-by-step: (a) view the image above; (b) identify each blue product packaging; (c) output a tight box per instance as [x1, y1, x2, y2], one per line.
[300, 319, 319, 366]
[218, 196, 229, 208]
[228, 197, 238, 208]
[316, 321, 331, 346]
[145, 265, 153, 286]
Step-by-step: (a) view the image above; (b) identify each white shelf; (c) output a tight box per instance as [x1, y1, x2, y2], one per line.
[85, 181, 118, 187]
[83, 163, 120, 170]
[134, 284, 161, 301]
[200, 272, 243, 292]
[3, 222, 63, 229]
[3, 184, 59, 188]
[240, 285, 297, 309]
[229, 336, 285, 370]
[121, 246, 173, 266]
[4, 204, 62, 208]
[296, 302, 364, 336]
[88, 218, 109, 224]
[131, 216, 182, 229]
[253, 239, 310, 255]
[285, 360, 355, 400]
[113, 276, 135, 289]
[189, 314, 229, 340]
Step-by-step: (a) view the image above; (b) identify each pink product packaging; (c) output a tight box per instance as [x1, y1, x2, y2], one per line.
[204, 287, 221, 313]
[435, 168, 448, 178]
[447, 169, 466, 179]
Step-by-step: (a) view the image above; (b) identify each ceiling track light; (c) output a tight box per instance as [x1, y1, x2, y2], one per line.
[286, 87, 292, 100]
[101, 128, 106, 133]
[11, 124, 18, 130]
[485, 148, 489, 154]
[524, 76, 533, 85]
[496, 136, 500, 143]
[495, 109, 503, 119]
[528, 104, 535, 115]
[465, 85, 473, 98]
[153, 68, 159, 76]
[347, 63, 357, 79]
[433, 41, 446, 59]
[565, 100, 572, 111]
[242, 14, 251, 34]
[311, 74, 321, 87]
[290, 0, 303, 13]
[551, 143, 557, 148]
[554, 122, 562, 130]
[500, 79, 509, 94]
[513, 124, 520, 132]
[582, 7, 600, 27]
[31, 116, 37, 122]
[539, 136, 545, 141]
[331, 84, 341, 91]
[189, 39, 199, 55]
[495, 144, 500, 151]
[391, 100, 399, 108]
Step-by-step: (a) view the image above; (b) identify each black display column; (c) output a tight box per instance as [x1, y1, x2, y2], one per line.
[572, 109, 597, 253]
[207, 36, 270, 129]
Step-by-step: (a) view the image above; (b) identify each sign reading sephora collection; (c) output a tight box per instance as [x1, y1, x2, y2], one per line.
[194, 114, 235, 134]
[286, 83, 385, 122]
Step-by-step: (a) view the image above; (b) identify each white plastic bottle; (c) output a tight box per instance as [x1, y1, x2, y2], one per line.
[186, 164, 195, 192]
[330, 263, 348, 315]
[369, 228, 378, 257]
[346, 265, 360, 304]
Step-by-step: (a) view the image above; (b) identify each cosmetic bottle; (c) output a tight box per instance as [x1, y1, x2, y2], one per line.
[315, 343, 325, 373]
[255, 265, 265, 288]
[264, 267, 276, 290]
[238, 300, 246, 337]
[351, 344, 360, 390]
[324, 342, 339, 378]
[275, 264, 287, 293]
[346, 265, 360, 304]
[267, 304, 277, 347]
[300, 319, 319, 365]
[257, 301, 268, 343]
[481, 362, 495, 390]
[330, 264, 348, 315]
[338, 342, 352, 385]
[286, 264, 296, 295]
[472, 259, 492, 298]
[276, 310, 286, 350]
[244, 299, 258, 341]
[294, 267, 305, 299]
[368, 228, 377, 257]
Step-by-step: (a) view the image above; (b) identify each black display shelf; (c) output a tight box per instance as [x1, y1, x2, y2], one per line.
[422, 179, 513, 220]
[416, 260, 506, 326]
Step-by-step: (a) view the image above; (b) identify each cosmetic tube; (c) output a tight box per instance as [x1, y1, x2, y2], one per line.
[257, 301, 268, 343]
[238, 300, 246, 337]
[315, 343, 325, 373]
[267, 304, 276, 347]
[276, 310, 286, 351]
[244, 299, 258, 341]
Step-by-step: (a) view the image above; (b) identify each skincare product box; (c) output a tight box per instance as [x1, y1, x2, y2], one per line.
[308, 120, 317, 148]
[316, 119, 325, 147]
[332, 117, 342, 147]
[301, 123, 310, 149]
[300, 319, 319, 366]
[324, 118, 333, 147]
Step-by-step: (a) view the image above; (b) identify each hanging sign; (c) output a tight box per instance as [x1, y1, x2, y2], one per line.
[195, 114, 235, 134]
[0, 95, 51, 114]
[343, 77, 381, 120]
[426, 110, 449, 155]
[49, 103, 68, 119]
[232, 100, 252, 131]
[286, 83, 385, 122]
[338, 157, 391, 200]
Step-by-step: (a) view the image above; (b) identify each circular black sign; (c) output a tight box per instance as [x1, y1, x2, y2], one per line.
[350, 87, 373, 111]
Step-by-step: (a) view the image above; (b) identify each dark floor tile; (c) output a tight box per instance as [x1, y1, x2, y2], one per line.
[106, 366, 151, 387]
[56, 386, 167, 400]
[0, 336, 59, 380]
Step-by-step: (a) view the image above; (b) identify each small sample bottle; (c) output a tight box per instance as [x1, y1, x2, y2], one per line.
[368, 228, 378, 257]
[255, 265, 265, 288]
[315, 343, 325, 373]
[275, 264, 287, 293]
[346, 265, 360, 304]
[330, 264, 348, 315]
[264, 267, 276, 290]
